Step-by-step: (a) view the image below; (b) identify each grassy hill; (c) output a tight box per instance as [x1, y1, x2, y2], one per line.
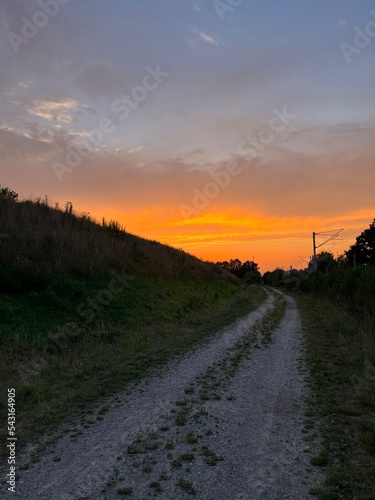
[0, 192, 266, 448]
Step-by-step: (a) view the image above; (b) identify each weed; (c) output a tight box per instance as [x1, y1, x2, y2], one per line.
[165, 439, 175, 450]
[175, 411, 188, 426]
[185, 431, 198, 444]
[149, 481, 163, 492]
[98, 406, 109, 415]
[177, 478, 197, 495]
[201, 446, 223, 465]
[310, 451, 329, 466]
[145, 441, 158, 451]
[175, 399, 189, 406]
[116, 486, 133, 495]
[171, 458, 182, 469]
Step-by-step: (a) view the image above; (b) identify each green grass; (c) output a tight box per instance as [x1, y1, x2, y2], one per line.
[310, 451, 329, 466]
[296, 292, 375, 499]
[0, 193, 268, 456]
[0, 272, 266, 453]
[201, 445, 223, 466]
[177, 478, 197, 495]
[185, 431, 198, 444]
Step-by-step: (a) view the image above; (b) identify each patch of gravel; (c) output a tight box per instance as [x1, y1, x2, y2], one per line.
[189, 292, 324, 499]
[2, 290, 325, 499]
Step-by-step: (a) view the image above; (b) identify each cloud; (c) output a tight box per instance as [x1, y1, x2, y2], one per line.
[184, 148, 206, 159]
[25, 98, 83, 123]
[186, 25, 220, 48]
[5, 89, 95, 129]
[38, 126, 374, 222]
[199, 31, 219, 46]
[127, 145, 149, 154]
[1, 121, 374, 273]
[0, 121, 92, 161]
[0, 124, 54, 157]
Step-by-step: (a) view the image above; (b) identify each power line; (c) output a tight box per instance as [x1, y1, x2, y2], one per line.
[312, 228, 344, 271]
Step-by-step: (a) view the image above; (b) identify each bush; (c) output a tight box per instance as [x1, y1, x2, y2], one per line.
[301, 266, 375, 317]
[243, 270, 262, 284]
[263, 268, 284, 286]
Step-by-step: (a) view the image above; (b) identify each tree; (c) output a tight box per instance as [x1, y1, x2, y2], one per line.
[263, 268, 284, 286]
[0, 185, 18, 201]
[215, 259, 259, 279]
[243, 269, 262, 284]
[316, 251, 337, 273]
[344, 219, 375, 266]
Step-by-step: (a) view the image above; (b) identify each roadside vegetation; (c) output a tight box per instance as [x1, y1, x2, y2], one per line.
[298, 293, 375, 499]
[265, 219, 375, 499]
[0, 186, 266, 452]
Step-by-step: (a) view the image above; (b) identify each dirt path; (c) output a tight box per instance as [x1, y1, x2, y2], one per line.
[3, 290, 323, 499]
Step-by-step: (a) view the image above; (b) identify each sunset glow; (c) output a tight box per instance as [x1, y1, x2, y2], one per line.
[1, 0, 374, 272]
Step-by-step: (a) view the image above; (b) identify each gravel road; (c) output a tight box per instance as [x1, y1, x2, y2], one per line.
[3, 289, 323, 499]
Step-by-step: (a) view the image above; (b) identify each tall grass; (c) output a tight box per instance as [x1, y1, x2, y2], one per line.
[0, 193, 263, 450]
[295, 266, 375, 498]
[301, 267, 375, 367]
[0, 195, 231, 282]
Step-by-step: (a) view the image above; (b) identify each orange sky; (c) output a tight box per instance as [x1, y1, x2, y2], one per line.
[1, 2, 375, 273]
[2, 130, 374, 273]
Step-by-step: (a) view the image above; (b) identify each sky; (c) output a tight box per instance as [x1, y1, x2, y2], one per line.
[1, 0, 374, 272]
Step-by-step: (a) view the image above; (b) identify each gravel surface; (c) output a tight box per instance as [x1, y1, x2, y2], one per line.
[2, 289, 323, 499]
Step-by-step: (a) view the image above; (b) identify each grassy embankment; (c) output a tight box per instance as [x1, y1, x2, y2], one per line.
[295, 267, 375, 499]
[0, 195, 266, 452]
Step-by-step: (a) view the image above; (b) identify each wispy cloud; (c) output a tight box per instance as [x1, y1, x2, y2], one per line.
[199, 31, 219, 46]
[127, 145, 149, 155]
[26, 98, 82, 123]
[187, 26, 220, 48]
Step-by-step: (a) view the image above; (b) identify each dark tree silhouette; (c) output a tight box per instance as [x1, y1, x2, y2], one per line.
[316, 251, 337, 273]
[0, 185, 18, 201]
[344, 219, 375, 266]
[215, 259, 259, 279]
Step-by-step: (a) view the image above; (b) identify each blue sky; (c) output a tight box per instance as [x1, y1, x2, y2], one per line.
[1, 0, 374, 269]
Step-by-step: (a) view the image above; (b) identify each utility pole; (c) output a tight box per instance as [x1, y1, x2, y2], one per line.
[311, 228, 344, 272]
[312, 232, 317, 272]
